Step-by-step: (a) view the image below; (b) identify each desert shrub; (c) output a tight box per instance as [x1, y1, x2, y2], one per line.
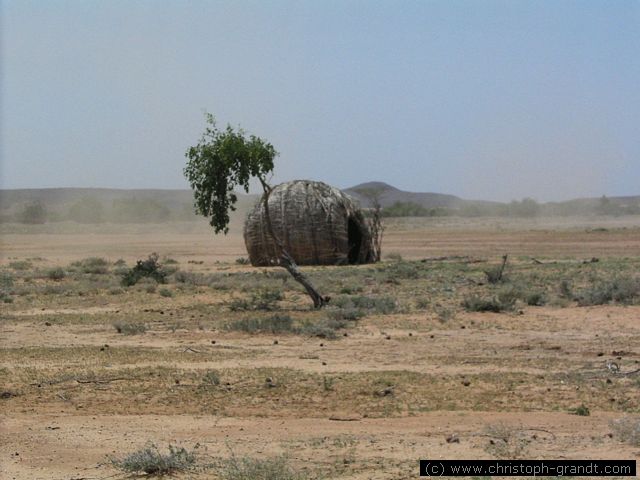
[47, 267, 66, 280]
[72, 257, 109, 274]
[338, 284, 363, 294]
[113, 322, 147, 335]
[121, 253, 167, 286]
[327, 307, 365, 321]
[525, 290, 547, 306]
[610, 416, 640, 446]
[415, 297, 430, 310]
[383, 261, 420, 280]
[9, 260, 32, 271]
[202, 370, 221, 386]
[558, 279, 574, 299]
[462, 292, 516, 313]
[435, 305, 455, 322]
[496, 285, 520, 308]
[159, 288, 173, 298]
[576, 276, 640, 306]
[163, 257, 179, 265]
[569, 404, 590, 416]
[173, 270, 207, 285]
[229, 288, 283, 311]
[110, 443, 197, 475]
[0, 271, 14, 290]
[219, 455, 304, 480]
[300, 319, 348, 339]
[235, 257, 250, 265]
[226, 314, 294, 334]
[483, 423, 530, 459]
[0, 271, 14, 302]
[484, 266, 507, 284]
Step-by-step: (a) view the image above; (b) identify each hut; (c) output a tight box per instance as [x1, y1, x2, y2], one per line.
[244, 180, 377, 266]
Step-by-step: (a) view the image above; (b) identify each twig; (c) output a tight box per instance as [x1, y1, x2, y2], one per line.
[75, 377, 132, 384]
[183, 347, 202, 354]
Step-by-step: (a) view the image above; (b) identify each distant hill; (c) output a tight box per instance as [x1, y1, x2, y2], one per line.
[345, 181, 502, 209]
[345, 181, 461, 208]
[0, 184, 638, 223]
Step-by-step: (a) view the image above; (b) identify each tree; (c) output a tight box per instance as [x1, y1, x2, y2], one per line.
[184, 114, 328, 308]
[17, 201, 47, 224]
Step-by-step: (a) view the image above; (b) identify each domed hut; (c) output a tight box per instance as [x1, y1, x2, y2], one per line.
[244, 180, 377, 266]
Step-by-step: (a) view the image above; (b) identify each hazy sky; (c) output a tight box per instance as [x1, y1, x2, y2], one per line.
[2, 1, 639, 201]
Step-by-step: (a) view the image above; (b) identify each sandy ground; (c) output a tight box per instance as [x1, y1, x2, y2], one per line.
[1, 217, 640, 479]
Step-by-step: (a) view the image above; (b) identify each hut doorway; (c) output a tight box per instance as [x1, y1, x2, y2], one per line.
[347, 217, 363, 264]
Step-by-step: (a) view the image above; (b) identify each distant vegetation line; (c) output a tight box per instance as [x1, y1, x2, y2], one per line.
[0, 184, 639, 225]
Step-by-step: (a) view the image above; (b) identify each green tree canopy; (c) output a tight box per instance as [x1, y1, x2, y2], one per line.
[184, 113, 277, 234]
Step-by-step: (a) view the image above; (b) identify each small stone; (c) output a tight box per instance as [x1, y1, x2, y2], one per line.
[446, 434, 460, 443]
[273, 340, 278, 345]
[211, 340, 216, 344]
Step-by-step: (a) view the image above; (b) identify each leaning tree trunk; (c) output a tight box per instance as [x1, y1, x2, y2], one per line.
[259, 181, 327, 308]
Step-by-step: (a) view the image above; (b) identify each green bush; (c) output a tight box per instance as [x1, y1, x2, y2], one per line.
[569, 404, 590, 416]
[576, 276, 640, 306]
[525, 291, 547, 306]
[9, 260, 32, 271]
[121, 253, 167, 286]
[16, 202, 47, 224]
[299, 319, 348, 339]
[72, 257, 109, 274]
[462, 293, 515, 313]
[47, 267, 66, 280]
[229, 288, 283, 311]
[159, 288, 173, 298]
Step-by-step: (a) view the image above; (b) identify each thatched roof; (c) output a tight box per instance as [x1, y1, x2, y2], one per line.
[243, 180, 376, 266]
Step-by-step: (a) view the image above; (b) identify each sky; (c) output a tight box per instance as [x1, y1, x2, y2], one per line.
[1, 0, 639, 202]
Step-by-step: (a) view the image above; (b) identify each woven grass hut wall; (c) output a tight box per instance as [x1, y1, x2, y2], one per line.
[244, 180, 377, 266]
